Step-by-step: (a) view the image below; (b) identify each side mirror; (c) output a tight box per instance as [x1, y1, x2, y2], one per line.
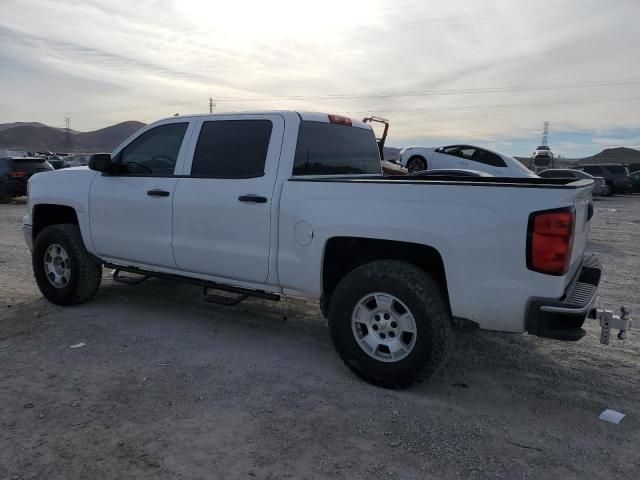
[88, 153, 112, 173]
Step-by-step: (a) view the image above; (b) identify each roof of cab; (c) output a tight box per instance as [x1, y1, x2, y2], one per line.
[155, 111, 371, 130]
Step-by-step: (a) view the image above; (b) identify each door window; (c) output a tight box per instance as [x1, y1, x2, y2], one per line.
[191, 120, 273, 178]
[117, 123, 188, 175]
[441, 145, 476, 160]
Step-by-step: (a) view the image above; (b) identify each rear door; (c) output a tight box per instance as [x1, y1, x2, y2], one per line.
[89, 120, 194, 268]
[171, 114, 284, 283]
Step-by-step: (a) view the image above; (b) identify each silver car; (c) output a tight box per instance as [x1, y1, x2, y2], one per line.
[538, 169, 610, 196]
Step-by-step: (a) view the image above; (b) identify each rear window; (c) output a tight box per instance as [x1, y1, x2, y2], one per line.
[604, 165, 627, 174]
[13, 158, 46, 163]
[582, 165, 602, 175]
[473, 150, 507, 167]
[293, 121, 381, 176]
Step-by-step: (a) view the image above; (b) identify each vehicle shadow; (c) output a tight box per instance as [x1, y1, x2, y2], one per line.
[4, 275, 636, 411]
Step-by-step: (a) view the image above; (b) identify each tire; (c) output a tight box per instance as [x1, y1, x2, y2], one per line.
[601, 184, 613, 197]
[328, 260, 453, 389]
[406, 156, 427, 173]
[0, 181, 10, 204]
[32, 224, 102, 306]
[605, 181, 615, 196]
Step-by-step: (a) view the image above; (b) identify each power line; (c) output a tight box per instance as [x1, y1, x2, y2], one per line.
[337, 96, 640, 114]
[63, 77, 640, 118]
[214, 78, 640, 102]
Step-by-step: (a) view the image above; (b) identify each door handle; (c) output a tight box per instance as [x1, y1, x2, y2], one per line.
[238, 195, 267, 204]
[147, 189, 170, 197]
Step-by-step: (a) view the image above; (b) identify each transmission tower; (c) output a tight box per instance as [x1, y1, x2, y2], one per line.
[541, 121, 550, 146]
[64, 117, 72, 153]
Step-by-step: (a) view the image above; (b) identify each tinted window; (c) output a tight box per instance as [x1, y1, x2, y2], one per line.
[293, 121, 381, 175]
[472, 149, 507, 167]
[604, 165, 627, 174]
[191, 120, 272, 178]
[118, 123, 188, 175]
[442, 145, 476, 159]
[582, 166, 602, 175]
[572, 170, 593, 179]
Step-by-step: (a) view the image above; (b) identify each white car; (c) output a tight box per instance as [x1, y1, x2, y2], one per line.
[398, 144, 537, 177]
[23, 111, 605, 388]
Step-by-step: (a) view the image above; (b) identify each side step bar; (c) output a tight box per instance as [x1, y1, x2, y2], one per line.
[104, 263, 280, 306]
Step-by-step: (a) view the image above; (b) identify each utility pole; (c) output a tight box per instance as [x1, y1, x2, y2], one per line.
[209, 97, 216, 113]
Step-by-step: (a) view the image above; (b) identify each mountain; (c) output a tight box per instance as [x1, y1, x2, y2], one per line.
[579, 147, 640, 164]
[0, 121, 146, 152]
[74, 121, 146, 151]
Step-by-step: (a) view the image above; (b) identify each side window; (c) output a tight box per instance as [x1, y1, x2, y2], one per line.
[472, 149, 507, 167]
[538, 170, 552, 178]
[458, 146, 476, 160]
[191, 120, 272, 178]
[117, 123, 188, 175]
[582, 166, 602, 175]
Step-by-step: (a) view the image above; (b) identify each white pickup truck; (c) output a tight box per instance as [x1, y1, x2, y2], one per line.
[24, 111, 605, 388]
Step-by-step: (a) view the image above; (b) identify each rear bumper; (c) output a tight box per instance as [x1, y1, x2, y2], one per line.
[7, 178, 28, 196]
[526, 255, 601, 341]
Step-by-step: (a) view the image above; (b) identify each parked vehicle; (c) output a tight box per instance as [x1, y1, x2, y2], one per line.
[24, 111, 604, 388]
[538, 169, 609, 196]
[0, 157, 53, 203]
[571, 164, 632, 194]
[46, 156, 67, 170]
[397, 144, 537, 177]
[630, 171, 640, 193]
[409, 169, 492, 177]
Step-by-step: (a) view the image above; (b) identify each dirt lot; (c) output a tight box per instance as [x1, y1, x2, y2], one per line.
[1, 195, 639, 480]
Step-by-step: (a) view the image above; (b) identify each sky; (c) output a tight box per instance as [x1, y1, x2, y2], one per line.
[1, 0, 639, 158]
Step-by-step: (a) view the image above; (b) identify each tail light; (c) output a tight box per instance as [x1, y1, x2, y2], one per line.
[527, 207, 575, 275]
[328, 114, 352, 126]
[9, 171, 27, 178]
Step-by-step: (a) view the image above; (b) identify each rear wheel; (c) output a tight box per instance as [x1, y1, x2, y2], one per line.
[33, 224, 102, 305]
[406, 156, 427, 173]
[0, 181, 11, 204]
[605, 181, 615, 196]
[328, 260, 453, 388]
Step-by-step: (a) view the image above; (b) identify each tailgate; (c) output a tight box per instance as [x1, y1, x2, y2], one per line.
[566, 186, 593, 284]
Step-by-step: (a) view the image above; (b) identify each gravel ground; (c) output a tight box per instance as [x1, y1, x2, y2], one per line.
[1, 195, 639, 480]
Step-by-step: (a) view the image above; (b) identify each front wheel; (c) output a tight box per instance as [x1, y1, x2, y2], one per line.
[33, 224, 102, 306]
[328, 260, 453, 388]
[406, 156, 427, 173]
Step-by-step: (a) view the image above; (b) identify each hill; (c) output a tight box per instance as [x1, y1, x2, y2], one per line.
[579, 147, 640, 164]
[0, 121, 146, 152]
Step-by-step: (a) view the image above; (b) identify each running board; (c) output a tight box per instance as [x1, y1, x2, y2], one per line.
[103, 263, 281, 306]
[112, 269, 151, 285]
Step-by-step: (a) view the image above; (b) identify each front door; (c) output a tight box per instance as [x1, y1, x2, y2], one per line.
[89, 120, 192, 268]
[172, 114, 284, 284]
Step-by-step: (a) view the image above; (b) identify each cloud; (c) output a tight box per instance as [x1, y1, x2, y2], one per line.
[1, 0, 639, 155]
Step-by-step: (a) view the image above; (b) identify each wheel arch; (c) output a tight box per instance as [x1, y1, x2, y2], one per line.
[321, 236, 450, 314]
[32, 204, 80, 240]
